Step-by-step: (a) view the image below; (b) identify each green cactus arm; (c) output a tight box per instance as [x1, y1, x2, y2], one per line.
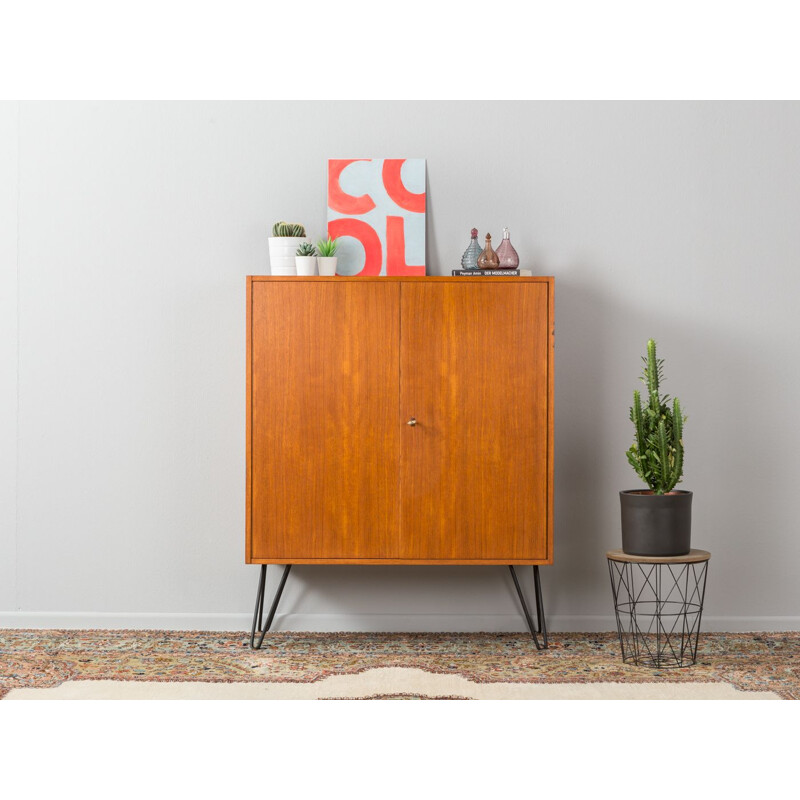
[646, 340, 658, 391]
[669, 442, 683, 492]
[633, 390, 644, 449]
[637, 430, 656, 491]
[646, 339, 662, 414]
[631, 390, 647, 476]
[672, 397, 683, 441]
[656, 419, 670, 495]
[668, 397, 684, 491]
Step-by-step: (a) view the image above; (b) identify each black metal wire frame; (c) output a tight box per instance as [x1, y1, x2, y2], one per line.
[250, 563, 548, 650]
[508, 565, 548, 650]
[607, 558, 709, 668]
[250, 564, 292, 649]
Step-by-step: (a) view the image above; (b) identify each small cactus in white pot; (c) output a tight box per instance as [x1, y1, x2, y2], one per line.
[316, 236, 339, 276]
[295, 241, 318, 276]
[268, 221, 310, 275]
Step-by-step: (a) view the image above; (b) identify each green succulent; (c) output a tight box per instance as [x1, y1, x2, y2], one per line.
[625, 339, 687, 495]
[296, 242, 317, 257]
[316, 236, 339, 257]
[272, 221, 307, 237]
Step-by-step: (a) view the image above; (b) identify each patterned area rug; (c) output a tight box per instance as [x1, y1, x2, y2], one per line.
[1, 630, 797, 699]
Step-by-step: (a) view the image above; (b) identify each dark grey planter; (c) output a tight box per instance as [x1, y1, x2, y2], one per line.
[620, 490, 692, 556]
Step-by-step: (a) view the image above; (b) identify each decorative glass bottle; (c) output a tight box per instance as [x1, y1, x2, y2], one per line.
[495, 227, 520, 270]
[477, 233, 500, 270]
[461, 228, 481, 270]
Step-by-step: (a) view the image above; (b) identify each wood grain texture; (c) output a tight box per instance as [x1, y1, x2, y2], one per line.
[246, 277, 253, 562]
[247, 558, 552, 565]
[399, 280, 551, 561]
[248, 280, 401, 560]
[606, 549, 710, 564]
[247, 276, 554, 565]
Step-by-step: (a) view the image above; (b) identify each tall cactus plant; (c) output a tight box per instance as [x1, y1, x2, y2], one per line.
[626, 339, 686, 494]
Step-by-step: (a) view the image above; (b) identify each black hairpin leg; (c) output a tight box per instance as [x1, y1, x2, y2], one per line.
[250, 564, 292, 650]
[509, 565, 548, 650]
[533, 565, 548, 649]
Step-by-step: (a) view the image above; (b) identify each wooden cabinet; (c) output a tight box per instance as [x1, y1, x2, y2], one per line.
[247, 276, 554, 566]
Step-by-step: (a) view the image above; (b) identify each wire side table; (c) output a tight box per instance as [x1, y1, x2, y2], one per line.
[607, 549, 710, 669]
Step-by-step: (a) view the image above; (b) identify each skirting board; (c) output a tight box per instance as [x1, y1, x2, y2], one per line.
[1, 612, 799, 633]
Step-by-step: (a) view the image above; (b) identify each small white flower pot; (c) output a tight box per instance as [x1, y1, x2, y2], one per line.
[295, 256, 318, 276]
[268, 236, 310, 275]
[318, 256, 338, 276]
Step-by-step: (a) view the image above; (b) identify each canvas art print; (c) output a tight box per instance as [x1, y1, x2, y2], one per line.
[327, 158, 426, 276]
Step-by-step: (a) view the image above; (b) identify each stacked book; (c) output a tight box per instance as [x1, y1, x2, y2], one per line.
[451, 269, 533, 276]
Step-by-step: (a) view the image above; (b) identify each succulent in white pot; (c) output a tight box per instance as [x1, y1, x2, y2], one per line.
[268, 221, 310, 275]
[316, 235, 339, 276]
[295, 242, 318, 275]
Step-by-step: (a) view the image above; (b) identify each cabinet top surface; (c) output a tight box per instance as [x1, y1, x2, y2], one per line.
[248, 275, 554, 282]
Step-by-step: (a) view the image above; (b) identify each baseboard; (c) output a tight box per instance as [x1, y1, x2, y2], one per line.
[1, 611, 798, 633]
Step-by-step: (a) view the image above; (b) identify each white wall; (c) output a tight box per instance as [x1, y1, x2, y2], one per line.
[0, 103, 18, 612]
[2, 101, 799, 632]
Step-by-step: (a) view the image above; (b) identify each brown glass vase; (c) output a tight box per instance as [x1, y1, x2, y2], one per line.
[477, 234, 500, 270]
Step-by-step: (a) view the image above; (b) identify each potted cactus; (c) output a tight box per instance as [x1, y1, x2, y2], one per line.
[295, 241, 318, 275]
[316, 235, 339, 276]
[621, 339, 691, 556]
[268, 221, 311, 275]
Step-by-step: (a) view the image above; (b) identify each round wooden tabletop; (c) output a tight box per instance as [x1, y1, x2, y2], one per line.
[606, 549, 710, 564]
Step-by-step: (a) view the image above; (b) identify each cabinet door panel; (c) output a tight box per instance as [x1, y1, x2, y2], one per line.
[399, 281, 551, 561]
[249, 281, 401, 560]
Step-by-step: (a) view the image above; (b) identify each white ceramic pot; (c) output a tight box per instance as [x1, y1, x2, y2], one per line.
[295, 256, 317, 276]
[268, 236, 310, 275]
[318, 256, 338, 276]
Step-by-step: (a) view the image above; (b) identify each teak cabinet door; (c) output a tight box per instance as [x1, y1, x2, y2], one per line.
[399, 281, 551, 561]
[248, 280, 401, 560]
